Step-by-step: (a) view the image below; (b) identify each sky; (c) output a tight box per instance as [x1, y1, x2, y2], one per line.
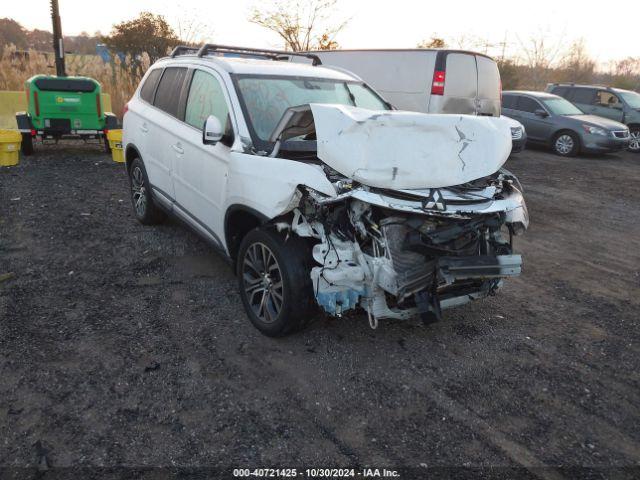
[3, 0, 637, 65]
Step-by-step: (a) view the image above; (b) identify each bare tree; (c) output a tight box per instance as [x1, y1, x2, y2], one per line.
[516, 32, 565, 89]
[249, 0, 348, 51]
[174, 4, 215, 45]
[554, 39, 595, 84]
[417, 37, 446, 49]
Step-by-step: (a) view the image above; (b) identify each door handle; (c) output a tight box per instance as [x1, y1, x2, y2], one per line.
[140, 123, 149, 133]
[172, 143, 184, 155]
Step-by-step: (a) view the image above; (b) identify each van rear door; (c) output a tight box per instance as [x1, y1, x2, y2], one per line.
[438, 53, 477, 115]
[476, 55, 501, 116]
[430, 51, 501, 116]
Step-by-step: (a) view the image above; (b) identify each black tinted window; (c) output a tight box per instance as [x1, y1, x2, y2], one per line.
[154, 67, 188, 118]
[140, 69, 162, 104]
[551, 86, 568, 97]
[516, 97, 541, 113]
[502, 95, 517, 109]
[568, 88, 595, 104]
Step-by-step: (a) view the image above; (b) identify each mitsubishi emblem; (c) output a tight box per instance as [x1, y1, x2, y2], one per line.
[422, 189, 447, 211]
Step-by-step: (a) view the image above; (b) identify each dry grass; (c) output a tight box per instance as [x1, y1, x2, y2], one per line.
[0, 45, 150, 118]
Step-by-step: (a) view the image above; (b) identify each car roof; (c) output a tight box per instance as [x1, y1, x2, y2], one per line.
[550, 83, 634, 93]
[503, 90, 559, 99]
[155, 55, 358, 80]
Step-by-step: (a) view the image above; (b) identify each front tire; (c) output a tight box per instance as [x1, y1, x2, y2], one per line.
[21, 133, 34, 156]
[128, 158, 166, 225]
[237, 228, 315, 337]
[629, 127, 640, 153]
[553, 131, 579, 157]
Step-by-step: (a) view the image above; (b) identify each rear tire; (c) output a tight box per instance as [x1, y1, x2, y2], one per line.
[629, 127, 640, 153]
[237, 228, 316, 336]
[552, 131, 579, 157]
[103, 136, 111, 154]
[21, 133, 34, 156]
[128, 158, 166, 225]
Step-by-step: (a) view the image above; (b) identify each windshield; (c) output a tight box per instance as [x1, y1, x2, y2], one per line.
[235, 75, 389, 142]
[618, 90, 640, 109]
[542, 97, 583, 116]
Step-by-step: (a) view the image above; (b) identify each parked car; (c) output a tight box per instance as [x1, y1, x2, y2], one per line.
[123, 44, 528, 336]
[502, 91, 630, 156]
[293, 48, 524, 153]
[546, 83, 640, 153]
[503, 116, 527, 154]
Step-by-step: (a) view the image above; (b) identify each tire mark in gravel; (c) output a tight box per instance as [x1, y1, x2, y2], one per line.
[414, 379, 567, 480]
[289, 394, 363, 468]
[412, 332, 640, 464]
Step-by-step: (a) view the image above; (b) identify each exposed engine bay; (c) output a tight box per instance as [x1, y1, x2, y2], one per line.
[269, 104, 529, 327]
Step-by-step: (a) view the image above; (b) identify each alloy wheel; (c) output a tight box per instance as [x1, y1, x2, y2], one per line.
[555, 134, 574, 155]
[630, 130, 640, 152]
[131, 166, 147, 217]
[242, 242, 284, 323]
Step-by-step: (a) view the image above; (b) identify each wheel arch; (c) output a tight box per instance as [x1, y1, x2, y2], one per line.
[224, 205, 270, 264]
[125, 144, 142, 173]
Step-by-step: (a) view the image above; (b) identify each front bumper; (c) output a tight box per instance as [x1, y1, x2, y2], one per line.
[582, 134, 630, 153]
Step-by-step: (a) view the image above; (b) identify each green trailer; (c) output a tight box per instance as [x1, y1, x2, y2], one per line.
[15, 74, 118, 155]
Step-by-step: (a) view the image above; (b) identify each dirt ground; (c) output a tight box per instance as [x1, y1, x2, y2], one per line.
[1, 142, 639, 479]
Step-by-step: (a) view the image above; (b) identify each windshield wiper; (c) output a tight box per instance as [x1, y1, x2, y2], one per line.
[343, 83, 357, 106]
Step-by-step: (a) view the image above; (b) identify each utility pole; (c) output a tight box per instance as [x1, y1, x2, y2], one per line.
[50, 0, 66, 77]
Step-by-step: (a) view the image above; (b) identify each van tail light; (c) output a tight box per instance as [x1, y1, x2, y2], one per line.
[431, 70, 446, 95]
[34, 91, 40, 116]
[30, 129, 36, 137]
[96, 94, 102, 117]
[123, 102, 129, 116]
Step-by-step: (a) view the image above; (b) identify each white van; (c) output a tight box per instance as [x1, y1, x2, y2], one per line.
[295, 49, 501, 116]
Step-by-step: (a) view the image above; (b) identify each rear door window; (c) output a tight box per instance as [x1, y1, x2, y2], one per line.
[502, 95, 517, 109]
[516, 97, 542, 113]
[568, 88, 595, 105]
[551, 86, 568, 97]
[185, 70, 230, 130]
[153, 67, 188, 118]
[140, 69, 162, 104]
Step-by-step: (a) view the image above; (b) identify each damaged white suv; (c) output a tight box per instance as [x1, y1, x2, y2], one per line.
[123, 45, 529, 336]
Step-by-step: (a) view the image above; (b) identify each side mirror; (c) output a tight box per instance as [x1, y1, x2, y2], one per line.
[534, 109, 549, 118]
[203, 115, 223, 145]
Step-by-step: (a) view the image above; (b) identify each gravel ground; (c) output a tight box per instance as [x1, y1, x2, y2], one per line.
[1, 143, 639, 479]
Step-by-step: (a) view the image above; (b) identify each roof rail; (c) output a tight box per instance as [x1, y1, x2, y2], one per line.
[170, 45, 199, 57]
[184, 43, 322, 66]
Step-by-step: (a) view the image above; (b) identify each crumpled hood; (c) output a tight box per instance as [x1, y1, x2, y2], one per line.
[310, 104, 512, 190]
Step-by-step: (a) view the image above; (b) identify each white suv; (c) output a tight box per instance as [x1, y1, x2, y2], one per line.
[123, 44, 529, 337]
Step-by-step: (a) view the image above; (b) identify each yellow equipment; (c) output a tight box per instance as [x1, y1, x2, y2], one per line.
[106, 129, 124, 163]
[0, 130, 22, 166]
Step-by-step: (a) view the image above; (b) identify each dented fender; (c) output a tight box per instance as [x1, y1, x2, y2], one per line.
[224, 151, 337, 221]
